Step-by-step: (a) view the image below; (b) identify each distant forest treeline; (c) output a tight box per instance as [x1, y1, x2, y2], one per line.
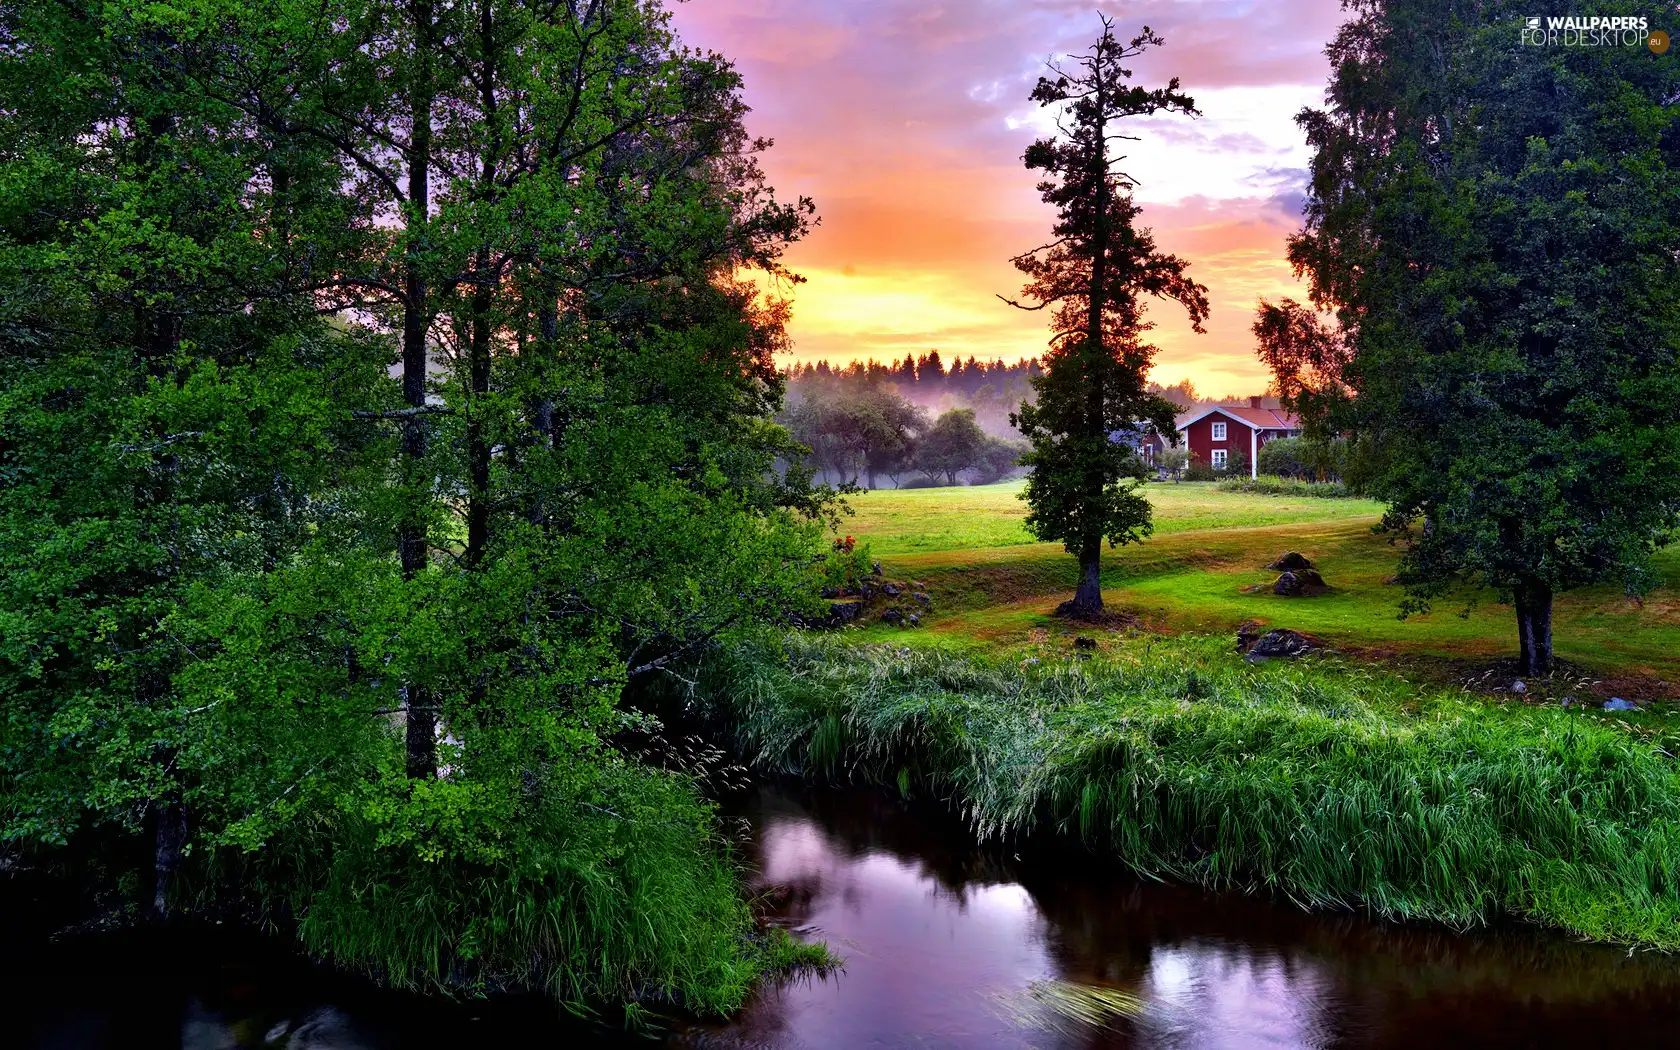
[785, 353, 1273, 440]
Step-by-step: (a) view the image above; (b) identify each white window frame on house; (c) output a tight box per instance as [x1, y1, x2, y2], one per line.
[1211, 421, 1227, 441]
[1211, 449, 1227, 469]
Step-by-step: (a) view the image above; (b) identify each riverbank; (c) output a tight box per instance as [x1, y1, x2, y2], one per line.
[696, 634, 1680, 949]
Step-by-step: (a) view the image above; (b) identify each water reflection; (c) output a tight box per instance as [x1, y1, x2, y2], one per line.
[679, 785, 1680, 1049]
[14, 785, 1680, 1048]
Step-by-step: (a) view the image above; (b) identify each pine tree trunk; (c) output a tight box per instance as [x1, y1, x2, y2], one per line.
[1515, 583, 1554, 675]
[465, 5, 499, 569]
[1070, 65, 1110, 623]
[399, 0, 437, 780]
[465, 255, 492, 568]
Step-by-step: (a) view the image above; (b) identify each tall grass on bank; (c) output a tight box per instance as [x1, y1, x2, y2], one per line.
[1216, 474, 1355, 498]
[232, 758, 823, 1021]
[698, 636, 1680, 948]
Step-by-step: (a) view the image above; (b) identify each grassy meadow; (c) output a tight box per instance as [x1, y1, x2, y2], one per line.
[699, 477, 1680, 953]
[840, 480, 1680, 683]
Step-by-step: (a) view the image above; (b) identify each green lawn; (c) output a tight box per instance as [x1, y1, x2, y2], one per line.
[840, 481, 1680, 682]
[846, 479, 1385, 555]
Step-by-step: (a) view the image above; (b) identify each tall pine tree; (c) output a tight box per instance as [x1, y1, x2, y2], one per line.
[1005, 19, 1207, 619]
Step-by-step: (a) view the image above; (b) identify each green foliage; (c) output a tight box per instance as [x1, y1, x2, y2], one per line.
[703, 636, 1680, 948]
[1217, 475, 1355, 499]
[819, 538, 875, 592]
[782, 386, 927, 488]
[1157, 446, 1190, 479]
[1005, 21, 1208, 614]
[971, 435, 1028, 485]
[1269, 0, 1680, 672]
[917, 407, 988, 485]
[0, 0, 829, 1017]
[262, 759, 814, 1017]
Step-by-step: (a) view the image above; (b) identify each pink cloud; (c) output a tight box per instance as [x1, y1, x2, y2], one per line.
[671, 0, 1348, 391]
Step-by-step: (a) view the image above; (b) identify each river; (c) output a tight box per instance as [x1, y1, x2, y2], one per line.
[14, 784, 1680, 1048]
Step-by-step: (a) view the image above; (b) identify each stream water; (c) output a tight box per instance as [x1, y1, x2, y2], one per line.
[14, 784, 1680, 1048]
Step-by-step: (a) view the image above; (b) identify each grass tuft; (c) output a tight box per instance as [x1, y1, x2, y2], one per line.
[698, 634, 1680, 949]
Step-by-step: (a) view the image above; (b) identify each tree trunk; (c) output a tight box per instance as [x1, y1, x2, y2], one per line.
[465, 254, 492, 568]
[150, 799, 186, 920]
[528, 290, 558, 526]
[399, 0, 436, 780]
[1515, 583, 1554, 675]
[465, 4, 499, 569]
[1072, 64, 1110, 623]
[1066, 535, 1104, 618]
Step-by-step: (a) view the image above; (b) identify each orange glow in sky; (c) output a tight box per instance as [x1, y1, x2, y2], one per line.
[670, 0, 1350, 394]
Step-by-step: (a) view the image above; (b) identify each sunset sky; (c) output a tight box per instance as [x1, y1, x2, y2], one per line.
[669, 0, 1351, 395]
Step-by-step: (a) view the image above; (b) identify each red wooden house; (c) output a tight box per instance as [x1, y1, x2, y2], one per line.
[1176, 397, 1301, 478]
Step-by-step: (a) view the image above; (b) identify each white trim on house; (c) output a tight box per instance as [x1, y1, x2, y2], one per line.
[1250, 426, 1259, 479]
[1174, 405, 1249, 430]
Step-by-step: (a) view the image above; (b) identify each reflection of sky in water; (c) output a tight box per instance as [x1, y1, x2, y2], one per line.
[697, 808, 1335, 1050]
[742, 818, 1058, 1048]
[1141, 946, 1335, 1050]
[22, 789, 1680, 1049]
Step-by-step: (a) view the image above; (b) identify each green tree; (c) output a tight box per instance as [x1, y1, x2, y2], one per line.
[972, 436, 1028, 485]
[856, 387, 927, 489]
[0, 0, 393, 915]
[1158, 446, 1190, 481]
[1004, 19, 1208, 618]
[1260, 0, 1680, 673]
[918, 407, 987, 485]
[1, 0, 829, 1012]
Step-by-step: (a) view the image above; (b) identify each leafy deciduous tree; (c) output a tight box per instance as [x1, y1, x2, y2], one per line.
[1261, 0, 1680, 673]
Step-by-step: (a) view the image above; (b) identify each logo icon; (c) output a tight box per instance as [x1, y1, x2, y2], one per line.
[1651, 29, 1671, 52]
[1526, 16, 1542, 29]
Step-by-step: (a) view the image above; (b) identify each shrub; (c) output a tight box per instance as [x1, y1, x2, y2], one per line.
[1257, 437, 1310, 479]
[819, 537, 875, 591]
[264, 759, 824, 1018]
[1217, 474, 1356, 498]
[1259, 436, 1352, 482]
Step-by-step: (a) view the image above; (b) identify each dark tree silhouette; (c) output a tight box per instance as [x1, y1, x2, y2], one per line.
[1003, 18, 1208, 619]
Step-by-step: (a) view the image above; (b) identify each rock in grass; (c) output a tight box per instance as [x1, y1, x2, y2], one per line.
[827, 601, 864, 627]
[912, 591, 932, 607]
[1267, 551, 1314, 572]
[1273, 570, 1327, 596]
[882, 582, 901, 597]
[908, 612, 920, 626]
[1236, 619, 1265, 652]
[1604, 697, 1637, 711]
[1245, 629, 1315, 662]
[1073, 636, 1097, 651]
[1512, 680, 1528, 694]
[880, 608, 905, 626]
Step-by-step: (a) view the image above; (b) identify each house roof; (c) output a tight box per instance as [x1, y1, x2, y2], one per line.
[1176, 404, 1301, 432]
